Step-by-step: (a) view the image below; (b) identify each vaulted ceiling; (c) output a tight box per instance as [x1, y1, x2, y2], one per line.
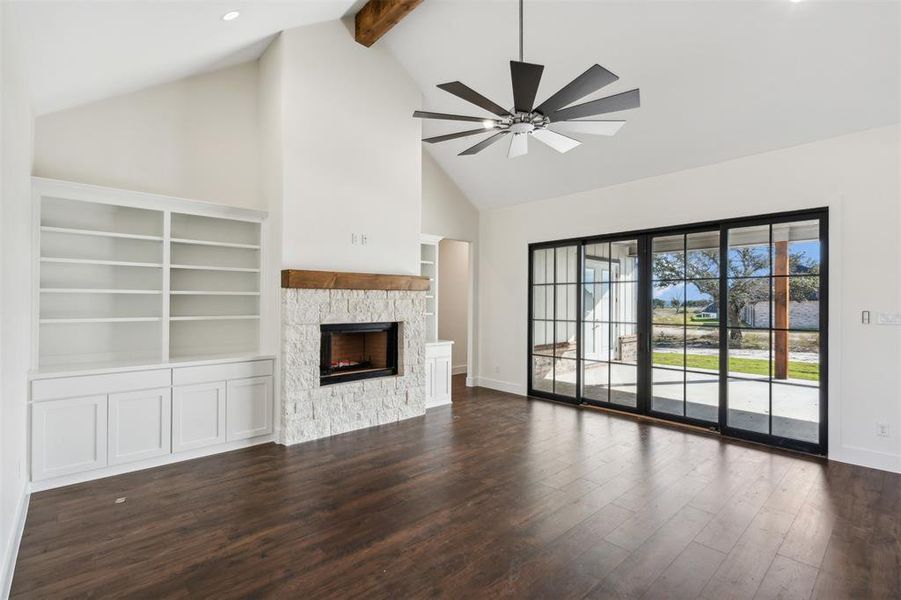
[7, 0, 899, 210]
[5, 0, 359, 115]
[381, 0, 900, 208]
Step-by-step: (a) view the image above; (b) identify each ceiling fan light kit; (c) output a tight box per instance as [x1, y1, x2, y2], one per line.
[413, 0, 641, 158]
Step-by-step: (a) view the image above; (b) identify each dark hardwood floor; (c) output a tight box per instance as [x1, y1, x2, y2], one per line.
[12, 376, 901, 599]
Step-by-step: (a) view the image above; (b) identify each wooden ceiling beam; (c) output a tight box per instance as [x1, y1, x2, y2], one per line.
[354, 0, 423, 47]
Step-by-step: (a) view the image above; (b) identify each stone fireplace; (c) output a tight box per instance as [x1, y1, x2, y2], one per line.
[280, 270, 429, 445]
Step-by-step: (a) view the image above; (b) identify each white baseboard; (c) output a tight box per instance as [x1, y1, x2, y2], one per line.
[452, 364, 467, 376]
[1, 486, 30, 599]
[465, 376, 475, 387]
[474, 376, 526, 397]
[830, 445, 901, 474]
[30, 435, 274, 493]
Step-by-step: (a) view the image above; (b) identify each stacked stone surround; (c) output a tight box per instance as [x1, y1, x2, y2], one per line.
[280, 288, 426, 445]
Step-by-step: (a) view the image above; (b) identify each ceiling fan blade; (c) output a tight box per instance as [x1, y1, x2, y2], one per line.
[459, 132, 508, 156]
[508, 133, 528, 158]
[437, 81, 511, 117]
[532, 129, 580, 153]
[510, 61, 544, 113]
[413, 110, 496, 124]
[423, 128, 492, 144]
[534, 64, 619, 116]
[549, 89, 640, 122]
[549, 120, 625, 136]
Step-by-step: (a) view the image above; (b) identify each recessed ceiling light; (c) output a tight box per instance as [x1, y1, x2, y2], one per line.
[790, 0, 803, 3]
[222, 10, 240, 21]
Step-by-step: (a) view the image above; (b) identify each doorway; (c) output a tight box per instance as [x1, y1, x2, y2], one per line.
[527, 209, 827, 455]
[438, 239, 471, 379]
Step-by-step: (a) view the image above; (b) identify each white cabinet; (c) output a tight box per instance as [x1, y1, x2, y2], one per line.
[30, 358, 274, 488]
[226, 376, 273, 441]
[172, 382, 226, 452]
[425, 340, 453, 408]
[109, 387, 172, 465]
[32, 395, 108, 480]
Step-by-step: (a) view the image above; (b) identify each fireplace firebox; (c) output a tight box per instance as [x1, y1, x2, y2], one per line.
[320, 322, 399, 385]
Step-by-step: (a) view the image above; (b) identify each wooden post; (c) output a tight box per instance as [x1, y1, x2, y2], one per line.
[774, 241, 789, 379]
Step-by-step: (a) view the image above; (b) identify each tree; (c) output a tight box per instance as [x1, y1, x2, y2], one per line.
[652, 246, 818, 347]
[670, 297, 682, 312]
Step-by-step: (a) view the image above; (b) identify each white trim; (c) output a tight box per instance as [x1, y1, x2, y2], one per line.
[29, 353, 276, 380]
[32, 177, 267, 223]
[1, 487, 30, 599]
[475, 376, 526, 396]
[465, 376, 475, 387]
[29, 435, 274, 492]
[452, 364, 467, 376]
[830, 446, 901, 475]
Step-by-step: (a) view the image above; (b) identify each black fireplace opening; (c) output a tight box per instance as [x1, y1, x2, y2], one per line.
[320, 322, 399, 385]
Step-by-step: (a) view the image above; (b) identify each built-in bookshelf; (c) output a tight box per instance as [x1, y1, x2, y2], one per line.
[34, 179, 266, 371]
[420, 234, 442, 341]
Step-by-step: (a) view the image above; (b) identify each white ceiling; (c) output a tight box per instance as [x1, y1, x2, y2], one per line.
[5, 0, 358, 115]
[382, 0, 900, 209]
[6, 1, 899, 209]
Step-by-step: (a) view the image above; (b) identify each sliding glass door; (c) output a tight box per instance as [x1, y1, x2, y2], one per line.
[527, 210, 827, 454]
[581, 239, 640, 409]
[650, 231, 720, 424]
[722, 218, 825, 447]
[530, 244, 579, 401]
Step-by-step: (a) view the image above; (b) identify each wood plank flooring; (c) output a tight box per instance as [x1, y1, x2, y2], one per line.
[11, 376, 901, 598]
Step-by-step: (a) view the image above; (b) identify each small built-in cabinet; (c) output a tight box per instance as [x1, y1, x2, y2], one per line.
[31, 395, 108, 481]
[226, 376, 273, 441]
[30, 358, 274, 487]
[108, 387, 172, 465]
[425, 340, 453, 408]
[172, 382, 226, 452]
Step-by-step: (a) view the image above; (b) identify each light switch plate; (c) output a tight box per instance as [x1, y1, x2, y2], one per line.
[876, 312, 901, 325]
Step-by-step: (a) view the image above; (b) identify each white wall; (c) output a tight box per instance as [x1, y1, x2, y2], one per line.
[438, 239, 469, 372]
[1, 4, 34, 593]
[422, 150, 478, 243]
[33, 62, 262, 210]
[276, 20, 421, 276]
[478, 125, 901, 473]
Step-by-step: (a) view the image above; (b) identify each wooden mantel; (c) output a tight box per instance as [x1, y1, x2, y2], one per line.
[281, 269, 430, 291]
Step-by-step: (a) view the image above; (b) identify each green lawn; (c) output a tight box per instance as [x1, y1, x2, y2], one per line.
[652, 352, 819, 381]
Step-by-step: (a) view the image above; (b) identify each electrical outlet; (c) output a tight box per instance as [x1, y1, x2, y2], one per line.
[351, 233, 358, 245]
[361, 234, 368, 246]
[877, 423, 890, 438]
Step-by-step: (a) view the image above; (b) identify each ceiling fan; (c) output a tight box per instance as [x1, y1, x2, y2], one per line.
[413, 0, 640, 158]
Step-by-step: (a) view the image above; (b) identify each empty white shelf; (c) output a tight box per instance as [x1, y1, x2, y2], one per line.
[40, 226, 163, 242]
[41, 257, 163, 268]
[40, 317, 162, 324]
[170, 315, 261, 321]
[170, 264, 260, 273]
[40, 288, 162, 295]
[170, 290, 260, 296]
[170, 237, 260, 250]
[420, 260, 435, 265]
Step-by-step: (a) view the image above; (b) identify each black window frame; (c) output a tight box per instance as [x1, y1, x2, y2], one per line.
[526, 207, 828, 456]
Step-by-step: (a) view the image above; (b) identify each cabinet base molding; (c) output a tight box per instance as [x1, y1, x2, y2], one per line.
[30, 435, 273, 492]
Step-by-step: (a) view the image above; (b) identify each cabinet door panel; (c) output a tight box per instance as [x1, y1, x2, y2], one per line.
[173, 382, 226, 452]
[32, 395, 108, 480]
[226, 376, 272, 441]
[434, 355, 452, 404]
[108, 387, 171, 465]
[425, 359, 435, 403]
